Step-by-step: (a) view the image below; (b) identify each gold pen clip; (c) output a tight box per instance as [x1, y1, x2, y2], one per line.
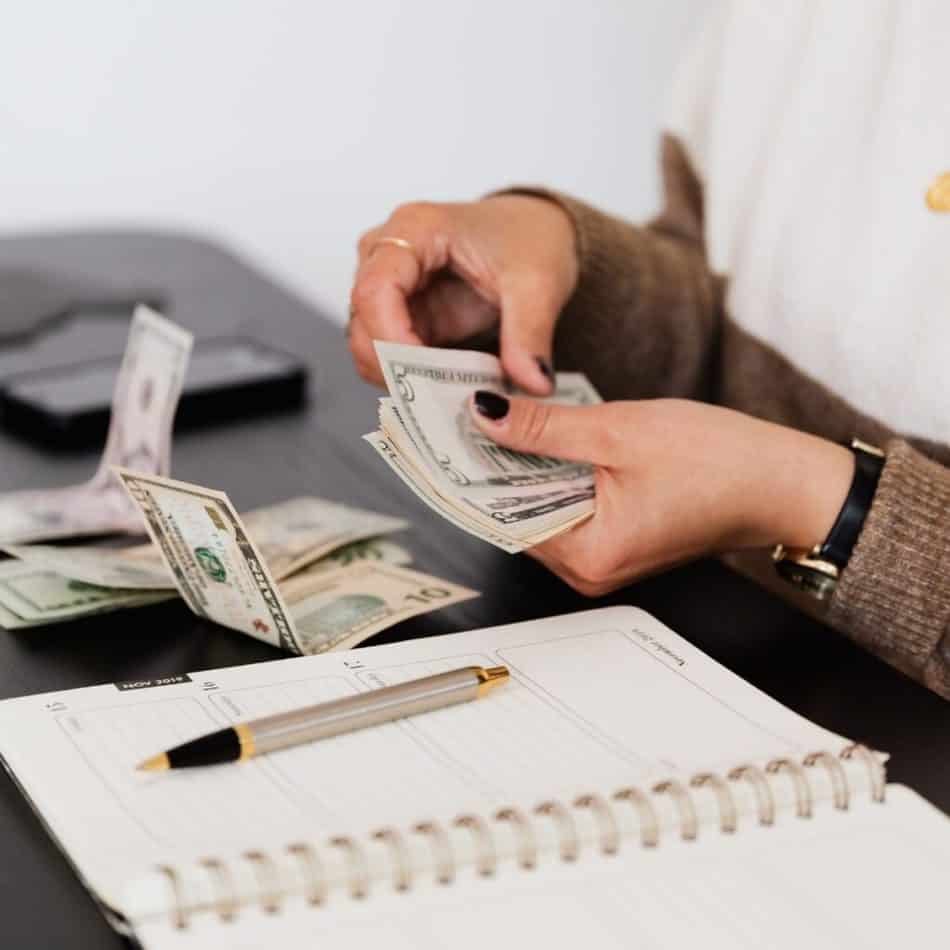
[475, 666, 509, 697]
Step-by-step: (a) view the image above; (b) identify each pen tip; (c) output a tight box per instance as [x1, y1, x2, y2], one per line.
[136, 753, 170, 773]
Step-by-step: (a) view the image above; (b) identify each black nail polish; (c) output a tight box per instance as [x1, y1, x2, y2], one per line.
[535, 356, 554, 384]
[474, 390, 509, 421]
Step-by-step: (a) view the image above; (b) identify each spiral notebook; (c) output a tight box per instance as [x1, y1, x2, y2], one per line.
[0, 607, 947, 949]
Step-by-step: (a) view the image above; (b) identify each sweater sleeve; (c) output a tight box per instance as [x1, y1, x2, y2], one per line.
[500, 134, 722, 404]
[498, 134, 950, 699]
[828, 441, 950, 699]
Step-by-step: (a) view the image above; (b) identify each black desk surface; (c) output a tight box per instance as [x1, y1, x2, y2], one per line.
[1, 231, 947, 948]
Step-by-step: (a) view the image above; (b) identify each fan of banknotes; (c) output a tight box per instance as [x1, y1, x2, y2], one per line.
[363, 342, 602, 552]
[0, 308, 478, 653]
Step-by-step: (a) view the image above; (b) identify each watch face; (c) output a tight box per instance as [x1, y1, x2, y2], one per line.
[774, 559, 838, 600]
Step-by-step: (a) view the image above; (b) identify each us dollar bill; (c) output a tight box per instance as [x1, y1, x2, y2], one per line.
[2, 543, 173, 590]
[375, 341, 600, 491]
[365, 343, 600, 552]
[113, 468, 304, 653]
[0, 560, 172, 629]
[113, 469, 473, 654]
[286, 536, 411, 577]
[362, 431, 527, 553]
[241, 496, 408, 579]
[283, 561, 478, 653]
[0, 306, 193, 545]
[2, 499, 409, 591]
[0, 537, 413, 630]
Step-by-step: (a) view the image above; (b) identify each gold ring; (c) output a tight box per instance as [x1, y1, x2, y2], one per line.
[370, 236, 421, 269]
[373, 236, 416, 254]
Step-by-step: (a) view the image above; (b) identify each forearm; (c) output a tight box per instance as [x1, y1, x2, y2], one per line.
[497, 136, 950, 698]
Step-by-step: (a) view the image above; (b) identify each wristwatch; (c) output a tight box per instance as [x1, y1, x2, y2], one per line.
[772, 439, 885, 600]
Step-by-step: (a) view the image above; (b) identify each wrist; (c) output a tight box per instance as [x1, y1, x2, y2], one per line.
[742, 424, 855, 551]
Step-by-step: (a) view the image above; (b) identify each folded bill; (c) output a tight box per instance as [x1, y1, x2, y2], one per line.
[0, 560, 173, 629]
[241, 496, 408, 579]
[2, 543, 172, 591]
[0, 537, 414, 631]
[2, 499, 410, 592]
[114, 468, 304, 653]
[283, 561, 479, 654]
[364, 342, 601, 552]
[113, 468, 476, 654]
[0, 306, 193, 545]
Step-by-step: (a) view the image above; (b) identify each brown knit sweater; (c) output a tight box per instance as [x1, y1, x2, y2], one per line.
[506, 134, 950, 700]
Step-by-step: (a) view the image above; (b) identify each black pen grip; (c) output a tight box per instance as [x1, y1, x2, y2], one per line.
[167, 728, 241, 768]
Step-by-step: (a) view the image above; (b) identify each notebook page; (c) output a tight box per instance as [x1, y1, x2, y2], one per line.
[132, 785, 949, 950]
[0, 606, 848, 914]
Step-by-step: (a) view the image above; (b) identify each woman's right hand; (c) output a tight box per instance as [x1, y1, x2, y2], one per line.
[347, 194, 578, 395]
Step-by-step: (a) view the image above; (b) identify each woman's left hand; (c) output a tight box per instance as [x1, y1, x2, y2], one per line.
[469, 392, 855, 595]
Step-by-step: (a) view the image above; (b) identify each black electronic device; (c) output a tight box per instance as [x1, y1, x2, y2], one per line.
[0, 337, 309, 450]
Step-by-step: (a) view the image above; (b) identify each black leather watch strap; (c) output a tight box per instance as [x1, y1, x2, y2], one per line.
[819, 441, 885, 569]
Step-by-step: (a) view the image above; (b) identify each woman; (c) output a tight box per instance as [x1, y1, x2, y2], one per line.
[347, 3, 950, 699]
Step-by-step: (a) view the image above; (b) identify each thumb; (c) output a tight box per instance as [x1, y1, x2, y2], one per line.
[469, 391, 612, 465]
[497, 285, 558, 396]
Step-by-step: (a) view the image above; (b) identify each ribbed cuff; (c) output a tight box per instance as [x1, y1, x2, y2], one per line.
[828, 440, 950, 698]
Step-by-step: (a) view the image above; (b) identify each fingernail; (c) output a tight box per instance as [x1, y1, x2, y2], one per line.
[473, 390, 509, 421]
[535, 356, 554, 385]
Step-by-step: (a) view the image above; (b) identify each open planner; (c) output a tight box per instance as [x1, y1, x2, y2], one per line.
[0, 606, 947, 948]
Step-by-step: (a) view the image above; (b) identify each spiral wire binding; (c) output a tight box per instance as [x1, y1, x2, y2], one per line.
[765, 757, 813, 818]
[727, 764, 776, 825]
[286, 842, 327, 906]
[612, 785, 660, 848]
[493, 807, 538, 869]
[652, 779, 699, 840]
[452, 814, 497, 876]
[157, 743, 883, 929]
[574, 793, 621, 854]
[243, 850, 281, 914]
[534, 801, 580, 862]
[371, 828, 412, 892]
[412, 821, 455, 884]
[328, 836, 369, 899]
[690, 773, 738, 834]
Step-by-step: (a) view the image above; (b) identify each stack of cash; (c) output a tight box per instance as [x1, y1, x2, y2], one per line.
[0, 309, 478, 654]
[363, 342, 602, 552]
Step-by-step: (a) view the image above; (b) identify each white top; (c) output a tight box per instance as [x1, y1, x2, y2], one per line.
[667, 1, 949, 444]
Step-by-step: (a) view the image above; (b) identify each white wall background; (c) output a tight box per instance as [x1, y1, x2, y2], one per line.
[0, 1, 706, 322]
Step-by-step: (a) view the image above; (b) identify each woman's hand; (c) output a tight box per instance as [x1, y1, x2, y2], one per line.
[348, 195, 578, 395]
[470, 392, 855, 595]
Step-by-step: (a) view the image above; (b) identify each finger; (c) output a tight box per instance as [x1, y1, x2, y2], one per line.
[350, 245, 426, 349]
[498, 282, 559, 396]
[351, 204, 456, 346]
[468, 393, 617, 465]
[347, 316, 385, 386]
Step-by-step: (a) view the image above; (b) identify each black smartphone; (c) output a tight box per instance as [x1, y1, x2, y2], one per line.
[0, 337, 309, 450]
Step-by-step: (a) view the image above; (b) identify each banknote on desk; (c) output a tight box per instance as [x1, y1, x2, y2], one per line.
[2, 496, 410, 590]
[0, 536, 413, 631]
[0, 305, 193, 545]
[0, 490, 413, 630]
[0, 559, 174, 629]
[113, 469, 478, 654]
[364, 342, 602, 552]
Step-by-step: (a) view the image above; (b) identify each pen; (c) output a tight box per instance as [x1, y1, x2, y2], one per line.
[136, 665, 509, 771]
